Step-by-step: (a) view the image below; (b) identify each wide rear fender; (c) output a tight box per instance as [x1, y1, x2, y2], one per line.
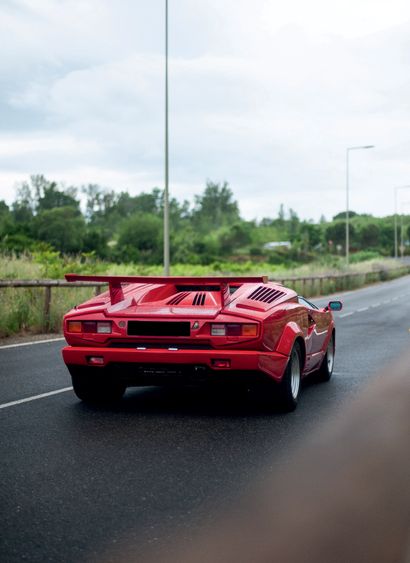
[276, 321, 305, 358]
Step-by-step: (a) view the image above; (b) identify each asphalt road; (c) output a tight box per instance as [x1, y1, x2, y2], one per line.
[1, 275, 410, 562]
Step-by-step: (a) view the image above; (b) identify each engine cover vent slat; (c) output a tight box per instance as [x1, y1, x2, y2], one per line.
[192, 292, 206, 306]
[167, 292, 189, 305]
[248, 286, 285, 304]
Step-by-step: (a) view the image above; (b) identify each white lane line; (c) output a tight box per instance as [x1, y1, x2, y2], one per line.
[0, 387, 73, 410]
[0, 337, 65, 350]
[357, 307, 369, 312]
[371, 303, 381, 308]
[340, 312, 354, 318]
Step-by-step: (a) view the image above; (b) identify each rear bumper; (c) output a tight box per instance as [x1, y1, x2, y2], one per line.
[62, 346, 289, 382]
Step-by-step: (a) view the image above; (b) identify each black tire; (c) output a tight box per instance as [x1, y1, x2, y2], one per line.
[69, 366, 126, 404]
[316, 333, 335, 383]
[277, 342, 302, 412]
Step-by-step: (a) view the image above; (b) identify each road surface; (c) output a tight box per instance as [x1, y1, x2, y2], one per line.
[1, 275, 409, 562]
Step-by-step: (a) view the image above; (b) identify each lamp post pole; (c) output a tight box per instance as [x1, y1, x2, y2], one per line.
[399, 201, 410, 260]
[394, 186, 410, 260]
[400, 205, 404, 259]
[345, 145, 374, 266]
[163, 0, 170, 275]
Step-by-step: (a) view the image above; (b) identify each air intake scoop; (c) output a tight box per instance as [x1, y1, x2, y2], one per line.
[248, 286, 285, 304]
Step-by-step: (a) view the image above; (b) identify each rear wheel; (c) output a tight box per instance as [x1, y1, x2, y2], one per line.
[69, 366, 126, 404]
[316, 333, 335, 382]
[277, 342, 302, 412]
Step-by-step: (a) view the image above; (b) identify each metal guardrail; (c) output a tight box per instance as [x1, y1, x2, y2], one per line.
[1, 266, 410, 331]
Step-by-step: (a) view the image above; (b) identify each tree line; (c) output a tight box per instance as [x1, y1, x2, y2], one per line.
[0, 175, 408, 265]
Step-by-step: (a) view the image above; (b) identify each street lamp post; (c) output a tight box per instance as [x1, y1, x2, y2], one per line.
[346, 145, 374, 266]
[399, 201, 410, 259]
[394, 186, 410, 260]
[163, 0, 170, 275]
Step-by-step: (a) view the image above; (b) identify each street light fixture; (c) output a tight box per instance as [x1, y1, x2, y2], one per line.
[346, 145, 375, 266]
[394, 185, 410, 260]
[163, 0, 170, 275]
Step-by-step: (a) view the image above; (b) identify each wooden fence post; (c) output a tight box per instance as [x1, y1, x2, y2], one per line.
[43, 286, 52, 332]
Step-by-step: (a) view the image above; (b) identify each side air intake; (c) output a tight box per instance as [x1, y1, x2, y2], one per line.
[192, 293, 206, 306]
[167, 292, 189, 305]
[248, 286, 285, 304]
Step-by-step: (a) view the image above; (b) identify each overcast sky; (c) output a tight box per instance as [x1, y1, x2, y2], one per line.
[2, 0, 410, 221]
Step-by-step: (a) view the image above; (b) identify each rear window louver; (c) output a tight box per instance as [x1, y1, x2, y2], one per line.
[192, 292, 206, 306]
[248, 286, 285, 304]
[167, 292, 189, 305]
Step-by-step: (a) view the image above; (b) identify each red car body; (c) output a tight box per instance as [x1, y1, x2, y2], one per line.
[62, 275, 341, 410]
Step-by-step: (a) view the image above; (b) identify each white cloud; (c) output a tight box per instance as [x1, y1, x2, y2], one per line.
[2, 0, 410, 220]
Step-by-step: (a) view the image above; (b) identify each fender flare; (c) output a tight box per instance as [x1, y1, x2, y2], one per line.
[276, 322, 306, 368]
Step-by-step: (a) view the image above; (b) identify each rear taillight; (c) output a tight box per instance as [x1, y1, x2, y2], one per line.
[210, 323, 258, 337]
[95, 321, 112, 334]
[67, 320, 112, 334]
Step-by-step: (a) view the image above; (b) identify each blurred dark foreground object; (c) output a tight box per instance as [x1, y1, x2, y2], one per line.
[108, 352, 410, 563]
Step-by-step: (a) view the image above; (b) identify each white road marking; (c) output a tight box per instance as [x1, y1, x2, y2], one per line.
[338, 291, 407, 318]
[0, 387, 73, 410]
[0, 337, 65, 350]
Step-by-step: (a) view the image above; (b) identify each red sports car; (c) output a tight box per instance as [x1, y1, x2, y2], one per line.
[62, 275, 342, 411]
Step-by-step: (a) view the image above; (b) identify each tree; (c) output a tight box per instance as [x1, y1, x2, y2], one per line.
[325, 221, 351, 251]
[0, 201, 12, 237]
[218, 223, 252, 255]
[333, 211, 358, 221]
[34, 207, 86, 253]
[359, 223, 380, 249]
[116, 213, 163, 263]
[36, 183, 79, 212]
[12, 182, 35, 224]
[288, 208, 300, 240]
[299, 222, 322, 253]
[193, 181, 240, 231]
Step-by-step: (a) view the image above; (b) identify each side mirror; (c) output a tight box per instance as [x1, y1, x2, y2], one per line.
[326, 300, 343, 312]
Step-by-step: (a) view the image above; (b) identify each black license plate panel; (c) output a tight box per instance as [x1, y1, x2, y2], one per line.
[127, 321, 191, 337]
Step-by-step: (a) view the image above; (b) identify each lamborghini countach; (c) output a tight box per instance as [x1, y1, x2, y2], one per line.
[62, 275, 342, 411]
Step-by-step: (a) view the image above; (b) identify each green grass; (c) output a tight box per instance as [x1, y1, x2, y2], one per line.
[0, 253, 408, 338]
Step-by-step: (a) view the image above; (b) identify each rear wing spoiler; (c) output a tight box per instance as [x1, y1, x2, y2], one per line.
[65, 274, 268, 306]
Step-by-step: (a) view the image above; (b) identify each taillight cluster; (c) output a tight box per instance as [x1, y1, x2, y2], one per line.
[67, 321, 112, 334]
[210, 323, 258, 337]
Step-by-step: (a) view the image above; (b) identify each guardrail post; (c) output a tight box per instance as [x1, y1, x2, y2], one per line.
[43, 286, 52, 332]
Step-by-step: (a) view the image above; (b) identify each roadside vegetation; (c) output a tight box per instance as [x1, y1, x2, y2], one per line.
[1, 174, 409, 265]
[0, 174, 409, 337]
